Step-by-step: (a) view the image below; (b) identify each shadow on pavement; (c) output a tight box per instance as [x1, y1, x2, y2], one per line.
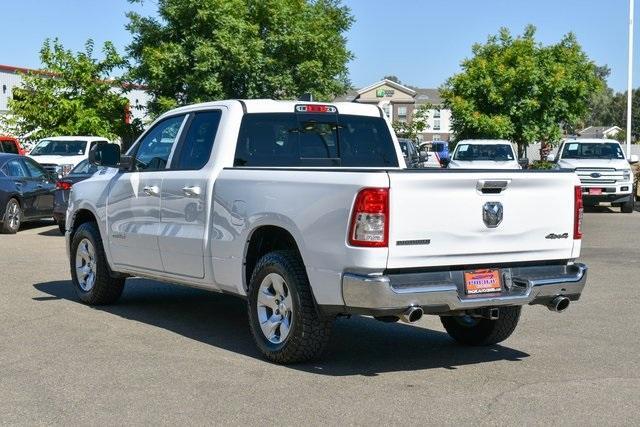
[18, 220, 56, 231]
[34, 278, 529, 376]
[38, 227, 64, 237]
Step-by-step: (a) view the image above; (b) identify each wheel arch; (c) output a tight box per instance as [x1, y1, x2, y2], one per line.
[243, 225, 307, 293]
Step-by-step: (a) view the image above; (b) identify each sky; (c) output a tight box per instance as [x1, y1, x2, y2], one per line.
[0, 0, 638, 92]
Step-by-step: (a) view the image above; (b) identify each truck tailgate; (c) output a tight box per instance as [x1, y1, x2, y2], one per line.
[386, 170, 580, 269]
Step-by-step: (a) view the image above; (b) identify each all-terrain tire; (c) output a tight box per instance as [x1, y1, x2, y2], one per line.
[440, 306, 521, 346]
[70, 222, 125, 305]
[247, 250, 333, 364]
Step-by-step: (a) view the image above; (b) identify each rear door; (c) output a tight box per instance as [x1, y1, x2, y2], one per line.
[22, 157, 56, 217]
[386, 170, 579, 269]
[159, 109, 222, 278]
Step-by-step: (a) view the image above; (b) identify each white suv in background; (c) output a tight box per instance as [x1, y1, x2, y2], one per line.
[549, 138, 638, 213]
[28, 136, 111, 178]
[447, 139, 521, 169]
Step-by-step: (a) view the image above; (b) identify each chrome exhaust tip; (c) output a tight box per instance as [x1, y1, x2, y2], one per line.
[400, 306, 424, 323]
[548, 296, 570, 313]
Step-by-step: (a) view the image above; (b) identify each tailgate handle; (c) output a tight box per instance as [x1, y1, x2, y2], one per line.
[477, 180, 510, 194]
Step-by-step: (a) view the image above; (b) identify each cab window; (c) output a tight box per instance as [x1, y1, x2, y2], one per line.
[173, 111, 222, 170]
[132, 115, 185, 171]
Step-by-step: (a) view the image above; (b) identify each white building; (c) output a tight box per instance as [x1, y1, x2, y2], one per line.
[334, 79, 452, 142]
[0, 64, 151, 135]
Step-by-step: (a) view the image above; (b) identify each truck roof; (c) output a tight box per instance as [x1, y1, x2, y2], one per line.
[37, 136, 110, 142]
[162, 99, 383, 118]
[456, 139, 513, 145]
[563, 138, 621, 144]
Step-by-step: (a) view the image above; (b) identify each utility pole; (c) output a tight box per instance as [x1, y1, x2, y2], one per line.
[626, 0, 635, 157]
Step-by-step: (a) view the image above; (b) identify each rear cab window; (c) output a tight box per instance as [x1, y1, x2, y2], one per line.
[234, 111, 398, 168]
[1, 141, 18, 154]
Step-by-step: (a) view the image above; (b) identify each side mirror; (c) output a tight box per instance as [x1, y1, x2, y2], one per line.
[629, 154, 639, 164]
[547, 153, 556, 162]
[419, 151, 428, 161]
[518, 158, 529, 168]
[89, 143, 121, 168]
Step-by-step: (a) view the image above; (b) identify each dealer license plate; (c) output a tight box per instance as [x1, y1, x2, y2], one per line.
[588, 188, 602, 195]
[464, 269, 502, 294]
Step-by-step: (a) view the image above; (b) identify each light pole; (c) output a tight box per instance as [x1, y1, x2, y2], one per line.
[626, 0, 634, 157]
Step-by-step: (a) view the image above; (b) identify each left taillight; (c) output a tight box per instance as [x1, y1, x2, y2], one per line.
[56, 181, 73, 191]
[348, 188, 389, 247]
[574, 185, 583, 239]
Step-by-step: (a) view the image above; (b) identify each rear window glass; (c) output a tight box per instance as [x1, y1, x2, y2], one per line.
[1, 141, 18, 154]
[234, 113, 398, 167]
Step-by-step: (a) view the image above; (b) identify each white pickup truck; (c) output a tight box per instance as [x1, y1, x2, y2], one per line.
[549, 138, 638, 213]
[65, 100, 587, 363]
[28, 136, 111, 178]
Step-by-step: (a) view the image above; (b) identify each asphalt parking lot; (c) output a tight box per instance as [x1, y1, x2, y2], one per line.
[1, 210, 639, 425]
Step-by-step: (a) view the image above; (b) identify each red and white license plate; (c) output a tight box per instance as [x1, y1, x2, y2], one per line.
[464, 269, 502, 294]
[588, 188, 602, 195]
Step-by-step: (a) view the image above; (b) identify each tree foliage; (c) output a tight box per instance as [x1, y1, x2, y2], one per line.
[3, 39, 141, 141]
[392, 104, 431, 140]
[126, 0, 354, 115]
[442, 26, 603, 156]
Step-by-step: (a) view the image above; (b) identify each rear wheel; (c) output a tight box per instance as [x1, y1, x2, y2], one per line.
[440, 306, 521, 346]
[1, 198, 21, 234]
[247, 250, 333, 364]
[70, 222, 125, 305]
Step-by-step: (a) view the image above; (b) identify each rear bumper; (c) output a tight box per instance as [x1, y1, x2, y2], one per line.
[341, 263, 587, 314]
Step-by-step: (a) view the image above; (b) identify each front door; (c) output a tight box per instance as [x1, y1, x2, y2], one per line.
[107, 114, 187, 272]
[1, 159, 35, 218]
[159, 109, 223, 278]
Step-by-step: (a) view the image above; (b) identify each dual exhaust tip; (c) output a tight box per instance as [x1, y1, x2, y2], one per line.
[397, 297, 568, 324]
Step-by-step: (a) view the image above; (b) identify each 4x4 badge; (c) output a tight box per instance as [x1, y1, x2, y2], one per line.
[482, 202, 503, 228]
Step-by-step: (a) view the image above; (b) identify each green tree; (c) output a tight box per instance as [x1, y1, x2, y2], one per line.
[3, 39, 142, 141]
[442, 26, 603, 157]
[383, 75, 402, 84]
[126, 0, 353, 115]
[392, 104, 431, 141]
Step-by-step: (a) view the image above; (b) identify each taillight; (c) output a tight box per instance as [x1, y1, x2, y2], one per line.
[574, 185, 583, 239]
[348, 188, 389, 247]
[295, 104, 337, 113]
[56, 181, 73, 191]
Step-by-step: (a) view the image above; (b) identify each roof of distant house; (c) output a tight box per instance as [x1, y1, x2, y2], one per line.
[334, 79, 443, 105]
[0, 64, 147, 90]
[578, 126, 622, 138]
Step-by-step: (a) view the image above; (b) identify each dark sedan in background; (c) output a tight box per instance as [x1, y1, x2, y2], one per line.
[53, 159, 104, 234]
[0, 153, 56, 234]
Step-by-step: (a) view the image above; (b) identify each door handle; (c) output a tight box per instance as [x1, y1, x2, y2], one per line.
[182, 186, 202, 197]
[143, 185, 160, 196]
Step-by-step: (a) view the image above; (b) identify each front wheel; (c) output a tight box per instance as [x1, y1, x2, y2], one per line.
[440, 306, 521, 346]
[247, 251, 333, 364]
[1, 198, 22, 234]
[70, 222, 125, 305]
[621, 195, 635, 213]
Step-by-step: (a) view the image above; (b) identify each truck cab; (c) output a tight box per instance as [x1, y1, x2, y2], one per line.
[28, 136, 111, 178]
[447, 139, 521, 169]
[550, 138, 638, 213]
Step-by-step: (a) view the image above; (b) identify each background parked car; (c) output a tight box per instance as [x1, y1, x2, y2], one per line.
[28, 136, 110, 178]
[0, 136, 26, 156]
[398, 138, 421, 168]
[0, 153, 56, 234]
[446, 139, 523, 169]
[417, 141, 445, 168]
[53, 159, 105, 234]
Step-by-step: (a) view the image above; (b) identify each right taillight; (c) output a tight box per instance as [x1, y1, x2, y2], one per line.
[348, 188, 389, 247]
[56, 181, 73, 191]
[574, 185, 583, 239]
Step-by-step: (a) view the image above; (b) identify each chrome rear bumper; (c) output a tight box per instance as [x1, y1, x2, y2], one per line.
[342, 263, 587, 314]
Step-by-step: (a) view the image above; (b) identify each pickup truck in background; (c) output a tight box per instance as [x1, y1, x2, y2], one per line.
[549, 138, 638, 213]
[65, 100, 588, 364]
[446, 139, 523, 170]
[28, 136, 110, 178]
